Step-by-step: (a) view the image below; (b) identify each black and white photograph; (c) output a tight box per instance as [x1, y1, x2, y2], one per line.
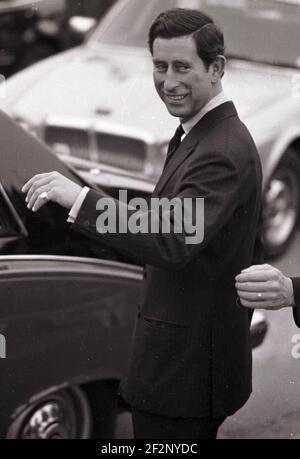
[0, 0, 300, 441]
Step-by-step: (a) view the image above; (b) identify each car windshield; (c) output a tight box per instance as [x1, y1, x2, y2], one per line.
[91, 0, 300, 68]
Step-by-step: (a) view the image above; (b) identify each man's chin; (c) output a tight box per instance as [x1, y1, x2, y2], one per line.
[166, 106, 187, 119]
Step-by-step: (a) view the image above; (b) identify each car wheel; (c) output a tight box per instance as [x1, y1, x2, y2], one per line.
[263, 147, 300, 257]
[6, 386, 92, 439]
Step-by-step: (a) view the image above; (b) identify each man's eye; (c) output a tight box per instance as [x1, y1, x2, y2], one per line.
[155, 64, 167, 72]
[177, 65, 189, 72]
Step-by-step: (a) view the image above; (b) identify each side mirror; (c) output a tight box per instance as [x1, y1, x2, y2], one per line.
[250, 311, 269, 349]
[68, 16, 97, 38]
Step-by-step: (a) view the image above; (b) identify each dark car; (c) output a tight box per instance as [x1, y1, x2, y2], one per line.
[0, 110, 267, 439]
[0, 0, 69, 78]
[0, 0, 115, 78]
[0, 108, 147, 439]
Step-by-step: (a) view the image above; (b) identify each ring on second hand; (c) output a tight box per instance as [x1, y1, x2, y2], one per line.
[39, 191, 49, 201]
[257, 292, 262, 299]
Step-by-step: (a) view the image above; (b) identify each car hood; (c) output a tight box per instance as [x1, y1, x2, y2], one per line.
[3, 43, 295, 143]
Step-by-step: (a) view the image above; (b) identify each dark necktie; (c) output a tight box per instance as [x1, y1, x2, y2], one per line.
[164, 124, 185, 169]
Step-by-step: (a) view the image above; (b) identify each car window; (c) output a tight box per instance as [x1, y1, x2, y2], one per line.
[93, 0, 300, 67]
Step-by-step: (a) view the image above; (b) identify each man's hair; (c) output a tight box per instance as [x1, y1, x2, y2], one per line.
[148, 8, 225, 71]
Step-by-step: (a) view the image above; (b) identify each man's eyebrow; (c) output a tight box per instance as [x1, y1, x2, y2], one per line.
[174, 60, 191, 66]
[152, 59, 191, 65]
[152, 59, 166, 64]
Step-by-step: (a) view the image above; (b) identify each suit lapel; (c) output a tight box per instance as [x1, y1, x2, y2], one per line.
[153, 102, 238, 196]
[153, 140, 195, 196]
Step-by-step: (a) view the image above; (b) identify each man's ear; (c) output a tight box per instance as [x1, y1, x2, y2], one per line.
[211, 55, 226, 82]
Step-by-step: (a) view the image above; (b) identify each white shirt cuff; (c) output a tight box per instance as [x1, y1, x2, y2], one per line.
[67, 186, 90, 223]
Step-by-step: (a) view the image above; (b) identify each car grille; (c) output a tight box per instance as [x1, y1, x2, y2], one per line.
[45, 126, 90, 160]
[44, 126, 147, 173]
[95, 132, 146, 172]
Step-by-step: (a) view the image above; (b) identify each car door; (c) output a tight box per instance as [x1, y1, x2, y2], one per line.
[0, 109, 144, 438]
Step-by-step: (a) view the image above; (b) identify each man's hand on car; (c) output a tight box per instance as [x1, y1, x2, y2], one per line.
[22, 171, 82, 212]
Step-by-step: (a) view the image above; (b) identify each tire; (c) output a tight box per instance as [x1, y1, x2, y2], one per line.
[263, 147, 300, 257]
[6, 386, 92, 439]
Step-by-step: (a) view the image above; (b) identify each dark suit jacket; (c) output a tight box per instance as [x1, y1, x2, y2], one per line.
[72, 102, 264, 418]
[291, 278, 300, 327]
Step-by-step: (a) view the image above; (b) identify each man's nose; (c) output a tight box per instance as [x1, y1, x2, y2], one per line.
[163, 70, 180, 92]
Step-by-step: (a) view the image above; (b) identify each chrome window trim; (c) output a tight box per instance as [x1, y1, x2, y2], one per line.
[0, 254, 143, 280]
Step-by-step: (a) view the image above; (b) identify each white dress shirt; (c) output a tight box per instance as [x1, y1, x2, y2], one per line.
[181, 91, 230, 137]
[68, 186, 90, 223]
[68, 91, 230, 223]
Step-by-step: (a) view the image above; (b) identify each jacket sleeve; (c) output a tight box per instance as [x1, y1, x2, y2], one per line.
[71, 151, 240, 270]
[291, 277, 300, 328]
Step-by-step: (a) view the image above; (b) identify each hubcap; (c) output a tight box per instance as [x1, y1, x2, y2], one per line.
[21, 400, 75, 439]
[264, 172, 299, 249]
[7, 388, 92, 439]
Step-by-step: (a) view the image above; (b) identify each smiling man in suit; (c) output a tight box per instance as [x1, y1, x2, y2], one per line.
[23, 8, 264, 438]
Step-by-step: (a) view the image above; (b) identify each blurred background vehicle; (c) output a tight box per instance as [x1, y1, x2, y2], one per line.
[2, 0, 300, 257]
[0, 0, 116, 78]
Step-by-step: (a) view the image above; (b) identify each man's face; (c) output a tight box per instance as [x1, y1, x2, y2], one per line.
[152, 35, 214, 123]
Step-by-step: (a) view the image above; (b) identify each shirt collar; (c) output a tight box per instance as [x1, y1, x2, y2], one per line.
[181, 91, 231, 135]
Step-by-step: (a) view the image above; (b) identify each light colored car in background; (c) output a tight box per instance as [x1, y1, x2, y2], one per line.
[2, 0, 300, 257]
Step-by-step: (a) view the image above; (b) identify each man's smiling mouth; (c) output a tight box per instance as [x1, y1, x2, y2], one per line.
[165, 94, 187, 102]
